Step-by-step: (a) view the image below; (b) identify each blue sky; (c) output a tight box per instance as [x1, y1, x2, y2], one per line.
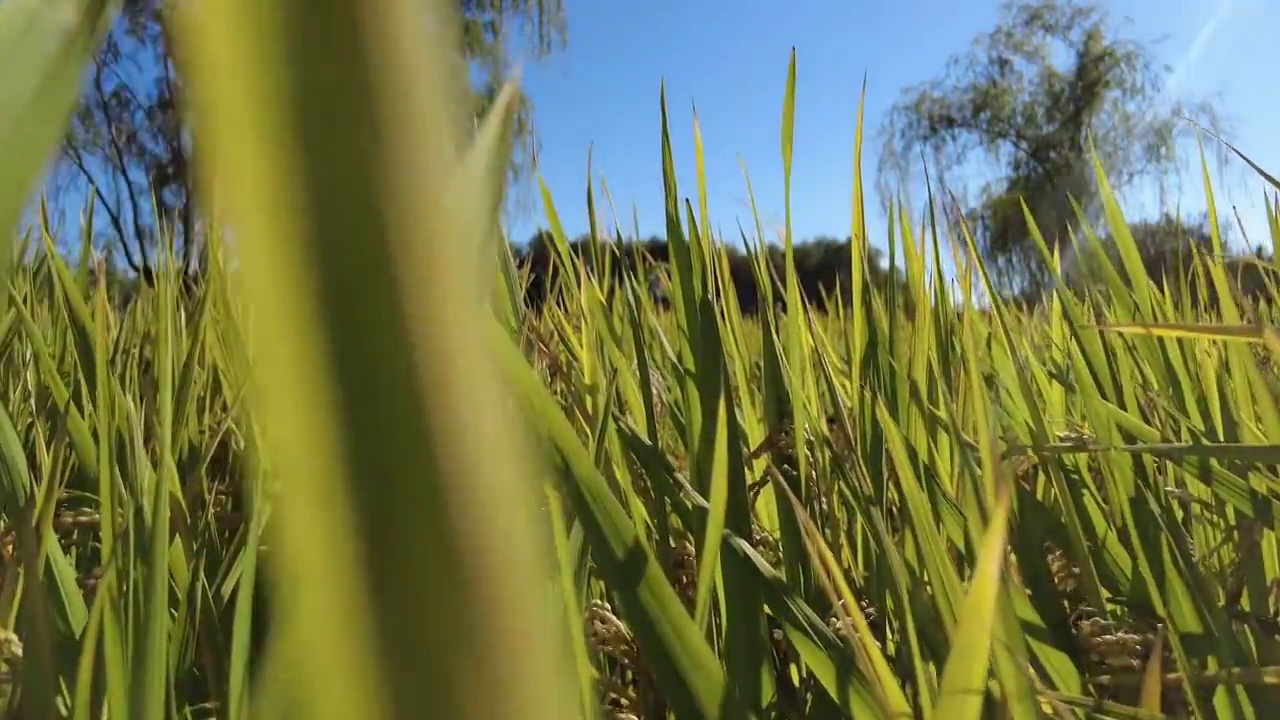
[504, 0, 1279, 256]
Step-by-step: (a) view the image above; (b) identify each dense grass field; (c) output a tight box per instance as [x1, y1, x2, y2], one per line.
[5, 120, 1280, 719]
[8, 2, 1280, 719]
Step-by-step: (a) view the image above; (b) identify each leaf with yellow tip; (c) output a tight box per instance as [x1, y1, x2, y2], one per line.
[1140, 625, 1166, 714]
[931, 482, 1013, 720]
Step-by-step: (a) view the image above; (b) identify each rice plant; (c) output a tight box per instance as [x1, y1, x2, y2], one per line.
[3, 1, 1280, 719]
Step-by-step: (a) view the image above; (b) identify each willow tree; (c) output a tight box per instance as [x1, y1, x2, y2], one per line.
[48, 0, 566, 277]
[877, 0, 1225, 296]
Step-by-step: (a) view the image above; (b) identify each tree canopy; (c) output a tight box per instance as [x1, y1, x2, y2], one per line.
[877, 0, 1227, 296]
[46, 0, 566, 278]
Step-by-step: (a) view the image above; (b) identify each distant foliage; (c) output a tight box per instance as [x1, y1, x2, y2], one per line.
[511, 221, 1276, 316]
[1063, 212, 1279, 314]
[512, 232, 908, 314]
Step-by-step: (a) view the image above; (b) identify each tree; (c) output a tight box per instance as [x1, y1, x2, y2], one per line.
[49, 0, 191, 279]
[46, 0, 566, 278]
[461, 1, 567, 201]
[877, 0, 1227, 297]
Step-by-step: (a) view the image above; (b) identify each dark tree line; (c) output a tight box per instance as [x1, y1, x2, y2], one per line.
[1063, 212, 1279, 313]
[512, 231, 909, 315]
[512, 214, 1278, 317]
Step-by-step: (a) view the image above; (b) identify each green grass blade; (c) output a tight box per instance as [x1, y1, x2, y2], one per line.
[0, 0, 121, 303]
[931, 482, 1013, 720]
[492, 322, 746, 719]
[178, 1, 579, 719]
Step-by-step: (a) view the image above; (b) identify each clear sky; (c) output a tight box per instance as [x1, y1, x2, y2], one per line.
[503, 0, 1280, 257]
